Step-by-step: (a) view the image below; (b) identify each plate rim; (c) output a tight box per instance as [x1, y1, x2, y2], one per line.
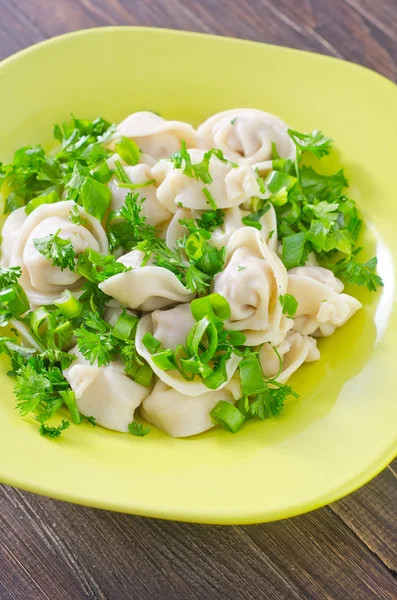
[0, 26, 396, 524]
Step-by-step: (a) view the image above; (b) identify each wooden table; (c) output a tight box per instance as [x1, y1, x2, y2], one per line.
[0, 2, 396, 598]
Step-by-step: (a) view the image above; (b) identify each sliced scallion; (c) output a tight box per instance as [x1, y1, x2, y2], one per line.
[210, 401, 245, 433]
[190, 293, 231, 323]
[152, 349, 175, 370]
[266, 170, 297, 194]
[54, 290, 82, 318]
[112, 312, 139, 341]
[282, 232, 307, 270]
[239, 353, 266, 396]
[142, 332, 161, 354]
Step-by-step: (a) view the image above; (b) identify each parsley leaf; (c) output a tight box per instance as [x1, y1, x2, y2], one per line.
[39, 419, 70, 438]
[128, 421, 151, 437]
[69, 204, 88, 226]
[75, 312, 118, 366]
[300, 166, 347, 202]
[33, 229, 76, 271]
[333, 252, 384, 291]
[107, 192, 160, 252]
[0, 266, 22, 288]
[288, 128, 333, 158]
[279, 294, 299, 318]
[195, 209, 225, 232]
[170, 143, 237, 185]
[250, 384, 298, 420]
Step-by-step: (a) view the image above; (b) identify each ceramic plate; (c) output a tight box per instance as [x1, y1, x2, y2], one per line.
[0, 27, 396, 524]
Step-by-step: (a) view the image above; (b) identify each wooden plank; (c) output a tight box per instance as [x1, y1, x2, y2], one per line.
[0, 0, 44, 61]
[1, 484, 397, 600]
[276, 0, 397, 81]
[330, 461, 397, 573]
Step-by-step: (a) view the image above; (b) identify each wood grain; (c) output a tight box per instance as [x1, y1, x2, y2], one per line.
[1, 481, 397, 600]
[0, 1, 396, 599]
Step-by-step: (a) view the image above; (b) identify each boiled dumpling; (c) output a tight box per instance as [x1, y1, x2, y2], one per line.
[113, 111, 197, 160]
[197, 108, 296, 172]
[63, 346, 150, 432]
[288, 266, 362, 336]
[152, 149, 265, 213]
[107, 162, 172, 227]
[213, 227, 292, 345]
[140, 378, 241, 438]
[151, 303, 195, 350]
[135, 304, 242, 396]
[8, 200, 108, 307]
[259, 331, 320, 383]
[99, 250, 195, 311]
[165, 204, 277, 252]
[1, 207, 27, 266]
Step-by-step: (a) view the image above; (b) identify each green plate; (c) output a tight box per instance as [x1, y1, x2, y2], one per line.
[0, 27, 396, 524]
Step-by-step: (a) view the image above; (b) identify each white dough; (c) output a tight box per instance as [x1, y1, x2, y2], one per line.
[108, 163, 172, 227]
[213, 227, 292, 345]
[114, 111, 198, 160]
[288, 266, 362, 336]
[197, 108, 296, 172]
[8, 201, 108, 307]
[1, 207, 27, 266]
[99, 250, 195, 311]
[63, 347, 150, 432]
[141, 378, 241, 438]
[152, 149, 265, 213]
[259, 331, 320, 383]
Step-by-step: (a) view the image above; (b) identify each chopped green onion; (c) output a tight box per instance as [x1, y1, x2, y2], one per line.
[133, 363, 153, 387]
[59, 389, 82, 424]
[186, 317, 218, 363]
[92, 160, 112, 184]
[87, 249, 115, 266]
[173, 345, 195, 381]
[190, 293, 231, 323]
[202, 187, 217, 210]
[80, 177, 111, 221]
[242, 203, 271, 230]
[54, 290, 82, 318]
[25, 190, 60, 215]
[0, 284, 30, 316]
[116, 137, 140, 166]
[114, 160, 131, 183]
[30, 307, 50, 337]
[271, 141, 280, 160]
[179, 356, 200, 374]
[239, 353, 266, 396]
[223, 330, 247, 346]
[152, 349, 175, 370]
[282, 232, 307, 270]
[112, 312, 139, 341]
[266, 171, 297, 194]
[185, 232, 205, 261]
[210, 401, 245, 433]
[203, 353, 229, 389]
[118, 179, 156, 190]
[142, 332, 161, 354]
[235, 396, 253, 420]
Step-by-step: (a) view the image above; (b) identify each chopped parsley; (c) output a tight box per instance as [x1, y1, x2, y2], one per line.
[33, 229, 76, 271]
[279, 294, 299, 318]
[128, 421, 151, 437]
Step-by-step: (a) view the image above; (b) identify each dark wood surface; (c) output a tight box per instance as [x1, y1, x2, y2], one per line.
[0, 1, 396, 599]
